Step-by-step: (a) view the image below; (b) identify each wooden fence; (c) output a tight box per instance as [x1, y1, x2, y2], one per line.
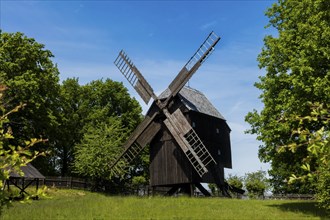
[15, 178, 316, 200]
[267, 194, 315, 200]
[43, 176, 92, 190]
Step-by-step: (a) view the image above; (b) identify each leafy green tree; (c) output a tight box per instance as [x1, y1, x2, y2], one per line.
[55, 78, 84, 176]
[56, 78, 142, 177]
[131, 176, 147, 195]
[74, 119, 126, 187]
[81, 79, 142, 131]
[0, 32, 61, 175]
[227, 174, 243, 189]
[72, 78, 144, 191]
[244, 170, 268, 199]
[0, 31, 143, 179]
[207, 183, 218, 196]
[0, 85, 44, 215]
[279, 103, 329, 210]
[245, 0, 330, 193]
[227, 174, 244, 198]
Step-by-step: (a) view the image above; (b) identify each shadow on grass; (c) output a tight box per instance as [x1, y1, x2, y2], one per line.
[267, 201, 329, 219]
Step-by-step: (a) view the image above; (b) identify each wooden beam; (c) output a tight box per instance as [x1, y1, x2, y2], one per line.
[195, 182, 211, 197]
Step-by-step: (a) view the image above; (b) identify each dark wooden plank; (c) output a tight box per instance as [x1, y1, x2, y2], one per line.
[171, 108, 192, 135]
[150, 128, 192, 186]
[163, 118, 188, 153]
[137, 121, 161, 146]
[109, 112, 158, 169]
[115, 50, 157, 104]
[135, 80, 152, 104]
[166, 32, 220, 100]
[131, 65, 156, 99]
[168, 67, 189, 97]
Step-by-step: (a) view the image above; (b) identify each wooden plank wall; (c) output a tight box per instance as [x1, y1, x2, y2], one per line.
[150, 126, 193, 186]
[189, 111, 232, 169]
[148, 96, 232, 186]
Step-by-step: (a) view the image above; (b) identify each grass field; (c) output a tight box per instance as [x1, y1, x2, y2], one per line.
[1, 188, 328, 220]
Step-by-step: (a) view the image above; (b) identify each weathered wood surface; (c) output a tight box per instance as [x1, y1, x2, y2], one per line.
[114, 50, 157, 104]
[167, 32, 220, 100]
[109, 112, 159, 171]
[150, 101, 230, 186]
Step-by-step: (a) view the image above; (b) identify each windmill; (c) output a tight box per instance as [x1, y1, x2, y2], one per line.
[110, 32, 241, 196]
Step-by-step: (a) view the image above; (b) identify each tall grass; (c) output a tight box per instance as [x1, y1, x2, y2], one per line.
[1, 188, 328, 219]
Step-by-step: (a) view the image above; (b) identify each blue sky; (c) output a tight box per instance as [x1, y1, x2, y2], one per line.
[1, 0, 276, 177]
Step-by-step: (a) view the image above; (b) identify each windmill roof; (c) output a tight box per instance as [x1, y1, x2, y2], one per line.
[9, 163, 45, 179]
[159, 87, 226, 120]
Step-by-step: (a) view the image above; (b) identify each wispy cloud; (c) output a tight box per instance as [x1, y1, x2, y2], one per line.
[200, 20, 217, 30]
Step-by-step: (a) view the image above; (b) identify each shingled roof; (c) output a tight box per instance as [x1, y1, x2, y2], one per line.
[9, 163, 45, 179]
[159, 86, 226, 120]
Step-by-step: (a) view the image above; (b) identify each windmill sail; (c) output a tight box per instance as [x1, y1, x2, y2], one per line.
[167, 32, 220, 100]
[114, 50, 157, 104]
[109, 113, 161, 176]
[163, 108, 216, 177]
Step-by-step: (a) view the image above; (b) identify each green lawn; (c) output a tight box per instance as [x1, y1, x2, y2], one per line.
[1, 188, 328, 220]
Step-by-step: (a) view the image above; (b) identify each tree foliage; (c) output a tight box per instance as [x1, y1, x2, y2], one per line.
[81, 79, 142, 131]
[0, 31, 61, 175]
[0, 85, 44, 215]
[207, 183, 218, 196]
[71, 79, 146, 192]
[55, 78, 84, 176]
[0, 31, 147, 194]
[227, 174, 243, 190]
[131, 176, 147, 195]
[245, 0, 330, 193]
[61, 78, 142, 179]
[279, 103, 329, 210]
[0, 31, 144, 181]
[227, 174, 244, 198]
[244, 170, 268, 199]
[56, 78, 144, 176]
[74, 120, 125, 183]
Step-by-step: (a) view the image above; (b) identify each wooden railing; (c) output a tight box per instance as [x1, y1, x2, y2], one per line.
[43, 176, 91, 190]
[266, 194, 315, 200]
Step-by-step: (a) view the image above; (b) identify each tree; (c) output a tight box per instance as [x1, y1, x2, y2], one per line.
[74, 119, 126, 189]
[55, 78, 84, 176]
[0, 31, 144, 179]
[207, 183, 218, 196]
[227, 174, 244, 198]
[55, 78, 142, 176]
[0, 32, 61, 175]
[279, 102, 329, 210]
[81, 79, 142, 131]
[244, 170, 268, 199]
[245, 0, 330, 194]
[0, 85, 44, 215]
[227, 174, 243, 190]
[72, 79, 144, 191]
[131, 176, 147, 195]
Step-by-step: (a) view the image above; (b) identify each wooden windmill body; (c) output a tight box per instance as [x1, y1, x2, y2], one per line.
[149, 87, 232, 192]
[110, 32, 241, 196]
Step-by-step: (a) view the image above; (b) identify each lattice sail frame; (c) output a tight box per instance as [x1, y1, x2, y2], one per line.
[114, 50, 156, 104]
[163, 108, 216, 177]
